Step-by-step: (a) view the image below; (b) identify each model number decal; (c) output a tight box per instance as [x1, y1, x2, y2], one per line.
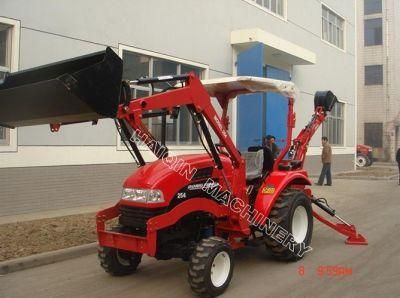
[177, 192, 187, 199]
[262, 185, 275, 194]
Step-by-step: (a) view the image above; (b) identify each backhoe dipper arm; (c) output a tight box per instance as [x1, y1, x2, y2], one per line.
[291, 106, 326, 164]
[290, 91, 338, 167]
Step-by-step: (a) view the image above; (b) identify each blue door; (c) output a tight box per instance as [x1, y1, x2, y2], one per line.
[236, 44, 291, 152]
[237, 43, 264, 151]
[265, 66, 291, 150]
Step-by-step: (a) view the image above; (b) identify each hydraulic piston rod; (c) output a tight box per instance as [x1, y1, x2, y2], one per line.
[311, 197, 351, 226]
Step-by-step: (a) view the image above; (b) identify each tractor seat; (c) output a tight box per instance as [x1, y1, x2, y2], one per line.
[278, 160, 303, 171]
[244, 150, 264, 180]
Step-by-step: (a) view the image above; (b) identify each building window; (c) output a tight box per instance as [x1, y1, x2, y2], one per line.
[364, 0, 382, 15]
[364, 18, 383, 46]
[121, 49, 206, 146]
[250, 0, 285, 17]
[322, 5, 345, 49]
[364, 123, 382, 147]
[0, 22, 13, 146]
[365, 65, 383, 85]
[0, 23, 11, 80]
[322, 102, 345, 146]
[0, 127, 9, 145]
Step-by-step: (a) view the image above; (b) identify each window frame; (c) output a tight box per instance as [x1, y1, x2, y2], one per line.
[117, 44, 209, 151]
[322, 100, 346, 147]
[243, 0, 287, 21]
[321, 3, 346, 51]
[0, 17, 20, 152]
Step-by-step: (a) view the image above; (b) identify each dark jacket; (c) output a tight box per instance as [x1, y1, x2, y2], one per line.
[266, 143, 280, 159]
[396, 148, 400, 164]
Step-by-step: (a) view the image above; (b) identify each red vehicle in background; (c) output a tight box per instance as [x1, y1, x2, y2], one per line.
[356, 144, 373, 167]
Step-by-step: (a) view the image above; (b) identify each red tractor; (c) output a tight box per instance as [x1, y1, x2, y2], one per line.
[0, 48, 367, 297]
[356, 144, 374, 167]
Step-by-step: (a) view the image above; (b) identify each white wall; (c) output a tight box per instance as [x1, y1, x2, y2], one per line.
[0, 0, 356, 167]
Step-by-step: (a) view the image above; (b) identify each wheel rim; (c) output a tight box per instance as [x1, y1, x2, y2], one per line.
[292, 206, 309, 243]
[116, 250, 131, 266]
[356, 156, 367, 167]
[210, 251, 231, 287]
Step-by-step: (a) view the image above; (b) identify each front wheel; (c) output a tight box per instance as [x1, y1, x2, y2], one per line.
[265, 190, 313, 261]
[188, 237, 234, 297]
[98, 246, 142, 276]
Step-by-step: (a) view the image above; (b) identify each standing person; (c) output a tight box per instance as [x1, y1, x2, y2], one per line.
[316, 136, 332, 186]
[265, 135, 281, 159]
[396, 147, 400, 185]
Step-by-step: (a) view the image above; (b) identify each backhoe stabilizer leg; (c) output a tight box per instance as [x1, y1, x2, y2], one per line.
[311, 197, 368, 246]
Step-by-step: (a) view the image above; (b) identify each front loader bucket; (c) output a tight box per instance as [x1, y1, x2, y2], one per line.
[0, 47, 122, 128]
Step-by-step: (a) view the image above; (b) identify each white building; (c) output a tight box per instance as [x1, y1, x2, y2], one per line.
[357, 0, 400, 161]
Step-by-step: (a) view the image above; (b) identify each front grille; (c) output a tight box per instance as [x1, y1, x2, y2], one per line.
[119, 205, 167, 235]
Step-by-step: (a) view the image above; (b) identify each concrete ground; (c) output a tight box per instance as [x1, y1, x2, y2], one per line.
[1, 179, 399, 298]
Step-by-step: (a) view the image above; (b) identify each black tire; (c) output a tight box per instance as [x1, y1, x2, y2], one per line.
[265, 190, 313, 261]
[188, 237, 234, 297]
[98, 246, 142, 276]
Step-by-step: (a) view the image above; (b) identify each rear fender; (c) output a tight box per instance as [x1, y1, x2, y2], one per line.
[252, 171, 311, 226]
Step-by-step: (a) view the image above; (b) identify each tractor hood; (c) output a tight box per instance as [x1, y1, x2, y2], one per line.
[357, 144, 372, 151]
[122, 153, 233, 204]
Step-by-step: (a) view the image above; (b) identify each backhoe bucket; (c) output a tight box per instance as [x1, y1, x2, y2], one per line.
[0, 47, 122, 128]
[314, 91, 337, 113]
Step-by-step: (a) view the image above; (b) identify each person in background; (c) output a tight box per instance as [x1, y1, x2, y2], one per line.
[316, 136, 332, 186]
[396, 147, 400, 185]
[261, 137, 274, 173]
[265, 135, 281, 159]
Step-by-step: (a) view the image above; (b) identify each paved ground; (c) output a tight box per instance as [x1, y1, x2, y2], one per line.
[1, 179, 399, 298]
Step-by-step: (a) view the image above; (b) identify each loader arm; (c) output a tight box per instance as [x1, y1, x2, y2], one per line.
[120, 74, 243, 170]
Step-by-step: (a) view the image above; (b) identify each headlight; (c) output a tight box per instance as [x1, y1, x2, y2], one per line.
[121, 188, 164, 203]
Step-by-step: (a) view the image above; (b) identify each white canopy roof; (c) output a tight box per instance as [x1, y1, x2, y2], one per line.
[201, 76, 298, 99]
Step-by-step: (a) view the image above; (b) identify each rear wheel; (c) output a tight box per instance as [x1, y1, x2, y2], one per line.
[265, 190, 313, 261]
[356, 154, 369, 167]
[188, 237, 234, 297]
